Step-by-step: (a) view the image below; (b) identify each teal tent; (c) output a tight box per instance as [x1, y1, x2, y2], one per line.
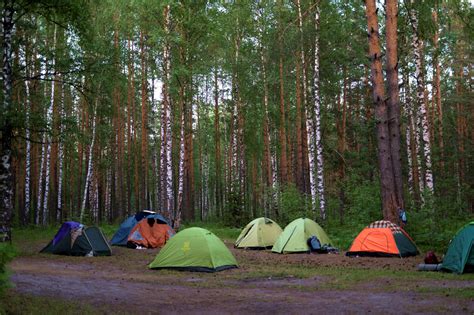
[41, 222, 111, 256]
[441, 222, 474, 274]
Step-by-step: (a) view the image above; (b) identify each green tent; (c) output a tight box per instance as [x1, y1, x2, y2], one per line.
[149, 227, 238, 272]
[272, 218, 332, 254]
[441, 222, 474, 274]
[235, 217, 282, 249]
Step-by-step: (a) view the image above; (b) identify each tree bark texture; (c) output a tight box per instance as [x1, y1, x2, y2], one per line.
[385, 0, 404, 210]
[365, 0, 398, 222]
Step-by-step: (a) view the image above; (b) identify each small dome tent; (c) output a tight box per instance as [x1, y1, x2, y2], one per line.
[111, 210, 174, 248]
[149, 227, 238, 272]
[441, 222, 474, 274]
[272, 218, 332, 254]
[41, 221, 111, 256]
[346, 220, 418, 257]
[235, 217, 283, 249]
[127, 217, 174, 248]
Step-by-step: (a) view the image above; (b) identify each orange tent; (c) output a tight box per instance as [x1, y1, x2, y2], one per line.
[346, 220, 418, 257]
[127, 218, 175, 248]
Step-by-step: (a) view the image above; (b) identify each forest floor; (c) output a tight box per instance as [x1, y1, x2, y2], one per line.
[4, 236, 474, 314]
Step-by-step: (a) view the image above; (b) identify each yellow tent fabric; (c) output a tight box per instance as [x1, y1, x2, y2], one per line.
[272, 218, 332, 253]
[235, 217, 283, 248]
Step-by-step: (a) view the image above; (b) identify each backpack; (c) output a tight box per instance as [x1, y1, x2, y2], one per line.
[307, 236, 321, 252]
[424, 251, 439, 264]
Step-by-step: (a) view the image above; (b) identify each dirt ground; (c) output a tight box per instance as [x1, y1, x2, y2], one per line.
[8, 240, 474, 314]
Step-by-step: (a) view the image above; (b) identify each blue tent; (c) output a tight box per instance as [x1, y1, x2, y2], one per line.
[111, 211, 169, 246]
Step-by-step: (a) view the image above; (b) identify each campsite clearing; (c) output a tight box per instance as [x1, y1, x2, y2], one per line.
[4, 235, 474, 314]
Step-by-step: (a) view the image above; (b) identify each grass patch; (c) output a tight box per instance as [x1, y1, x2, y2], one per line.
[0, 291, 111, 315]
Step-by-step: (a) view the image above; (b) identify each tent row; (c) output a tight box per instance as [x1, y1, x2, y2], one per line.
[40, 214, 474, 274]
[235, 217, 416, 257]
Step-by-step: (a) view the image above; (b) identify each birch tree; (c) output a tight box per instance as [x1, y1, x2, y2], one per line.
[311, 1, 326, 220]
[408, 0, 434, 194]
[80, 104, 97, 222]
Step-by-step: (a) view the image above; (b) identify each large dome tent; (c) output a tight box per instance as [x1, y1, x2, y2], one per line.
[149, 227, 237, 272]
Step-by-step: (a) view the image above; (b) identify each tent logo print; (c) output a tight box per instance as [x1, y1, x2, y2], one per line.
[181, 241, 191, 253]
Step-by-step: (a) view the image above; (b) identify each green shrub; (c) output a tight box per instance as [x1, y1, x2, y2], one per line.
[0, 244, 16, 297]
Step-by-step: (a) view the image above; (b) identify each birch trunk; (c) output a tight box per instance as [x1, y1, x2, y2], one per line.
[260, 44, 273, 218]
[0, 0, 15, 239]
[140, 31, 148, 208]
[295, 55, 304, 193]
[176, 95, 185, 229]
[432, 10, 444, 171]
[42, 25, 57, 225]
[80, 105, 97, 222]
[278, 56, 288, 184]
[24, 79, 31, 225]
[57, 80, 64, 222]
[160, 4, 173, 221]
[312, 3, 326, 220]
[214, 68, 222, 217]
[296, 0, 317, 213]
[409, 0, 434, 193]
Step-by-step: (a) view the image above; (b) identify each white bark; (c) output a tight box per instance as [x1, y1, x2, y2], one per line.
[42, 25, 57, 225]
[409, 1, 434, 193]
[80, 105, 97, 222]
[313, 5, 326, 220]
[56, 78, 64, 222]
[160, 5, 174, 221]
[36, 137, 45, 225]
[177, 102, 185, 218]
[24, 79, 31, 222]
[296, 0, 317, 213]
[404, 84, 414, 195]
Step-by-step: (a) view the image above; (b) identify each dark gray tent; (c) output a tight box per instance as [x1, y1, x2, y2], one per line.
[41, 222, 111, 256]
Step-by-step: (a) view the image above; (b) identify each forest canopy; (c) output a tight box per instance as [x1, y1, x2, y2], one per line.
[0, 0, 472, 241]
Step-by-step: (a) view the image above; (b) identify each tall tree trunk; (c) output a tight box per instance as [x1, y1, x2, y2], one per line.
[432, 9, 444, 171]
[80, 105, 97, 222]
[42, 25, 57, 225]
[160, 4, 174, 223]
[404, 73, 421, 204]
[0, 0, 14, 240]
[296, 0, 317, 213]
[295, 54, 304, 193]
[140, 31, 148, 209]
[312, 2, 326, 220]
[24, 78, 31, 226]
[214, 68, 222, 217]
[365, 0, 398, 222]
[278, 56, 288, 185]
[126, 38, 134, 214]
[409, 0, 434, 194]
[177, 86, 185, 227]
[385, 0, 404, 211]
[57, 80, 64, 222]
[260, 42, 274, 218]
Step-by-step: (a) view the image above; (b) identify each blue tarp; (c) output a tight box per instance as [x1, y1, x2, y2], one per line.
[53, 221, 81, 245]
[110, 212, 169, 246]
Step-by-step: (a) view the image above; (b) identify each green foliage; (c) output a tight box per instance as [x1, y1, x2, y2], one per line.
[222, 188, 249, 228]
[277, 184, 310, 226]
[0, 244, 16, 297]
[344, 175, 382, 224]
[182, 221, 241, 241]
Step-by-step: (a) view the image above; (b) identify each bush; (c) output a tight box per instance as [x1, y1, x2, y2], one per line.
[278, 184, 311, 226]
[0, 243, 16, 297]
